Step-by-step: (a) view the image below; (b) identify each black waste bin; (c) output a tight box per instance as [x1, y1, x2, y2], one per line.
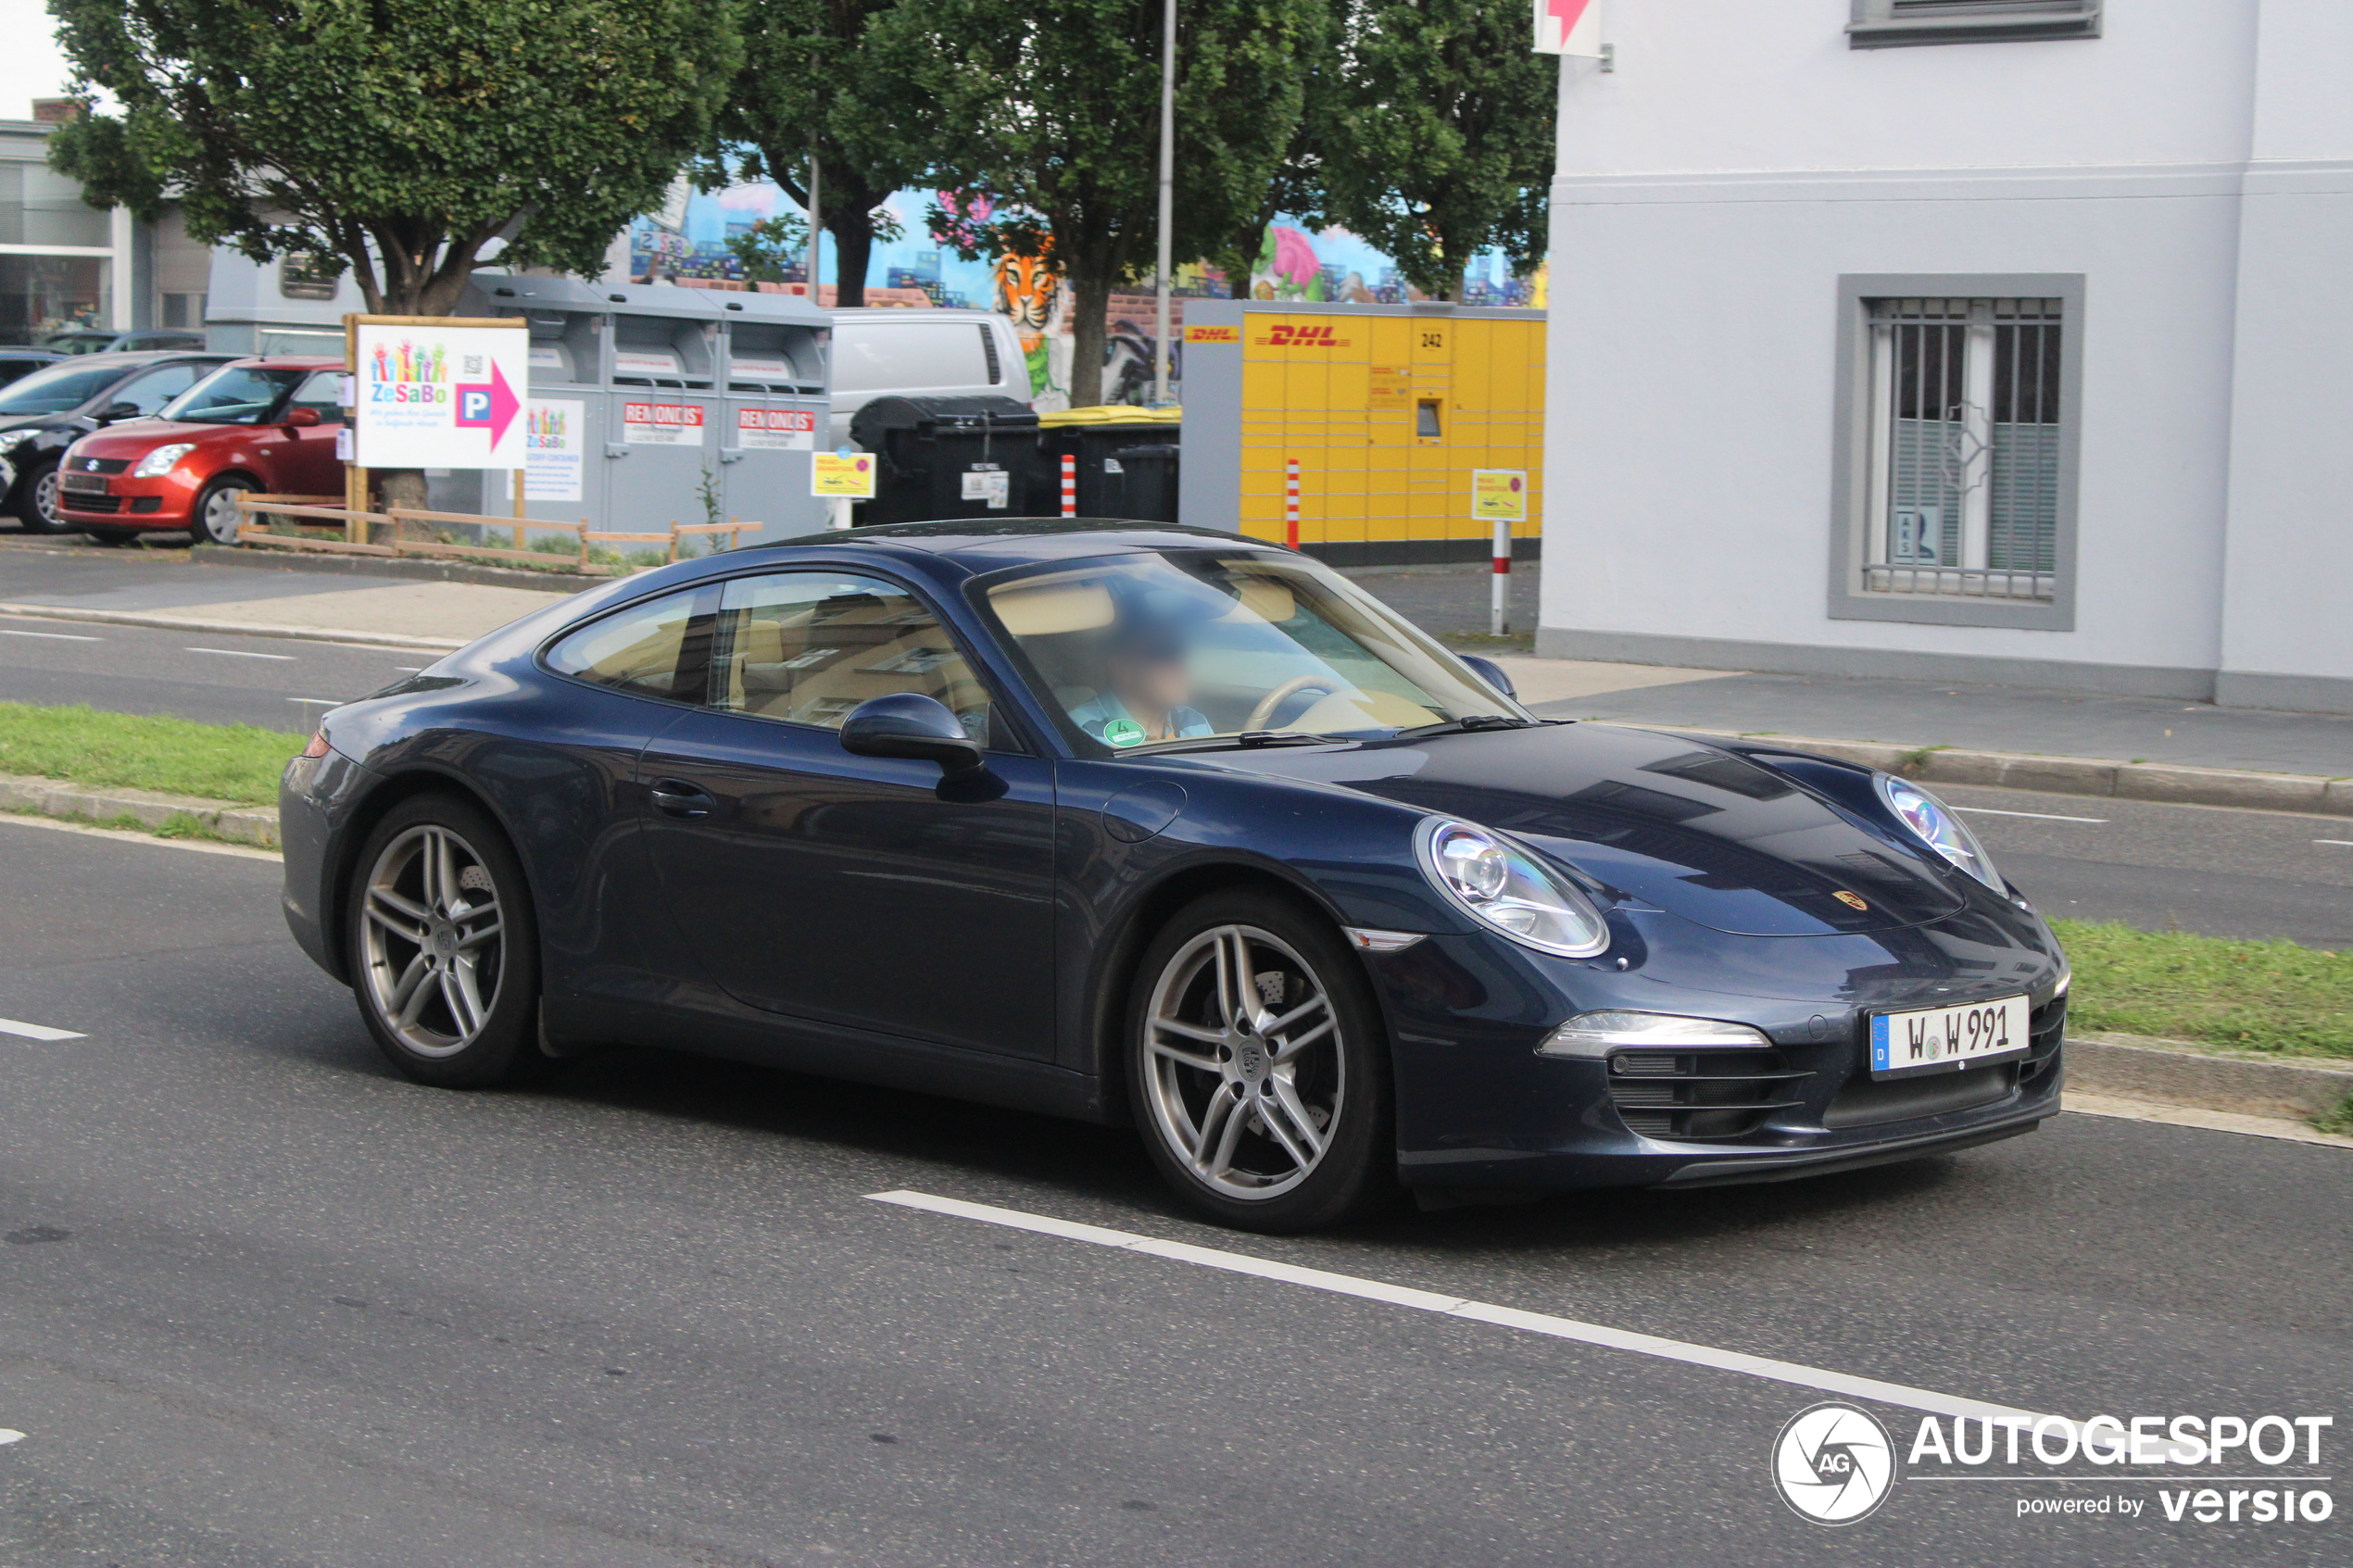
[850, 395, 1043, 527]
[1030, 415, 1183, 521]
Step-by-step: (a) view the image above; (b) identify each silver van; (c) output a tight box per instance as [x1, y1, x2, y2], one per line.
[827, 307, 1032, 449]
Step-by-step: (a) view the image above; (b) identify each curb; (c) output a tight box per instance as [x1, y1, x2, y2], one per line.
[1678, 728, 2353, 819]
[2066, 1031, 2353, 1123]
[191, 542, 621, 594]
[0, 772, 281, 848]
[0, 602, 465, 652]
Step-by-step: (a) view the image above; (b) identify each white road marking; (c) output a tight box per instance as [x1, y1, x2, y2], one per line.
[0, 1018, 83, 1042]
[286, 697, 342, 708]
[0, 814, 280, 861]
[0, 1430, 21, 1446]
[0, 628, 101, 642]
[185, 646, 296, 661]
[2317, 840, 2353, 848]
[867, 1189, 2128, 1452]
[1955, 806, 2108, 823]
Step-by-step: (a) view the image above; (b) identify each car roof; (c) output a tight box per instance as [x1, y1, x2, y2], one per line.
[830, 307, 1009, 323]
[222, 355, 343, 370]
[716, 518, 1288, 581]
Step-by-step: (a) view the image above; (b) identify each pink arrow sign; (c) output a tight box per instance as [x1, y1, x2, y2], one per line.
[486, 359, 521, 447]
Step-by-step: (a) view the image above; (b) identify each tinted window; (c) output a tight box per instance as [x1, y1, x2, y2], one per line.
[832, 321, 990, 394]
[709, 571, 994, 741]
[113, 363, 203, 416]
[161, 365, 304, 425]
[544, 586, 717, 704]
[0, 359, 128, 415]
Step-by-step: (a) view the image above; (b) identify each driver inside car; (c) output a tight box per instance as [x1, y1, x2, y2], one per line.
[1065, 591, 1215, 746]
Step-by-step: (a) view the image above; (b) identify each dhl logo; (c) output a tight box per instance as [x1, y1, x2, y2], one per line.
[1257, 323, 1349, 349]
[1185, 324, 1239, 344]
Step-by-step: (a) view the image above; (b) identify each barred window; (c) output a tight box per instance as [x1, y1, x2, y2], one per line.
[1861, 297, 2062, 604]
[1848, 0, 2101, 48]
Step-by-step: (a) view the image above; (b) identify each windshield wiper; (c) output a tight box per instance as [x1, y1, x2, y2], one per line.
[1397, 715, 1539, 739]
[1135, 730, 1333, 755]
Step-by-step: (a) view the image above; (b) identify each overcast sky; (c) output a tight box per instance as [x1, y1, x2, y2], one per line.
[0, 2, 70, 120]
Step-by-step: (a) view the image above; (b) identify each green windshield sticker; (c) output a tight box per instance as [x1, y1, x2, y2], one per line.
[1102, 719, 1146, 747]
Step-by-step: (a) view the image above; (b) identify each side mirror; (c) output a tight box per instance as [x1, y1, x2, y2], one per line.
[97, 400, 142, 423]
[283, 407, 321, 429]
[1459, 653, 1517, 700]
[839, 692, 985, 777]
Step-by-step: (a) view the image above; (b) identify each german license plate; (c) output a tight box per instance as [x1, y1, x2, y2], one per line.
[1869, 995, 2029, 1078]
[60, 472, 107, 495]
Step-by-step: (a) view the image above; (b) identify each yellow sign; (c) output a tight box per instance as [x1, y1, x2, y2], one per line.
[1185, 324, 1239, 344]
[1368, 365, 1412, 410]
[812, 451, 877, 498]
[1470, 469, 1528, 522]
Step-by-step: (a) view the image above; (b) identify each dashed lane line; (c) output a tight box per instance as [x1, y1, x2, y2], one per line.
[0, 1018, 84, 1042]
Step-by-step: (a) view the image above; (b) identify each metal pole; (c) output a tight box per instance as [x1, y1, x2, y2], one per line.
[1151, 0, 1176, 405]
[806, 147, 822, 307]
[1491, 513, 1511, 636]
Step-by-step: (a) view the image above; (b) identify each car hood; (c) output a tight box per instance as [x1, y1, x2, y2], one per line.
[66, 419, 232, 457]
[1199, 722, 1969, 936]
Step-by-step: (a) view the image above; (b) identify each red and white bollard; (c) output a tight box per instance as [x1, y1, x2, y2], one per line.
[1491, 515, 1512, 636]
[1060, 453, 1078, 518]
[1285, 458, 1301, 548]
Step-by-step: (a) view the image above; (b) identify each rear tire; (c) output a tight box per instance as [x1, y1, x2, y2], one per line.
[1126, 888, 1394, 1233]
[190, 475, 253, 546]
[346, 795, 541, 1088]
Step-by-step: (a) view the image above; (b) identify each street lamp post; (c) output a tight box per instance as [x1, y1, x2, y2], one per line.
[1151, 0, 1176, 406]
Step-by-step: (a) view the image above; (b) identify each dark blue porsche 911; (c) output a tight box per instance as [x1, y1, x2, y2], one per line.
[280, 521, 2069, 1232]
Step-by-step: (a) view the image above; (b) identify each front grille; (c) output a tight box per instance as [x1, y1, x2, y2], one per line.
[62, 494, 121, 513]
[1824, 1064, 2014, 1129]
[1607, 1048, 1811, 1141]
[77, 457, 131, 475]
[2019, 994, 2066, 1086]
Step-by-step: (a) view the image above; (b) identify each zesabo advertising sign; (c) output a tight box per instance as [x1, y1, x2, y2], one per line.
[353, 320, 529, 470]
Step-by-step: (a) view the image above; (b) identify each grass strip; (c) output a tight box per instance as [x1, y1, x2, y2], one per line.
[0, 701, 295, 806]
[2052, 919, 2353, 1060]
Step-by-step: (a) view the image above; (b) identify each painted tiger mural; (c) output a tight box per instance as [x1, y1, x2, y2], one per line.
[992, 250, 1062, 398]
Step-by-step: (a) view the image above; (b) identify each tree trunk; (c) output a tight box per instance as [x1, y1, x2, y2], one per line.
[1066, 266, 1113, 409]
[830, 217, 873, 308]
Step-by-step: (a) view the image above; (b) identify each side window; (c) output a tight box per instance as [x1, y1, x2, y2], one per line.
[831, 324, 989, 394]
[543, 585, 717, 704]
[289, 370, 345, 422]
[709, 571, 998, 743]
[114, 363, 201, 415]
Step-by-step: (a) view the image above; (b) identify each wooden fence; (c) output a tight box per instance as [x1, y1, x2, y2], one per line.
[234, 494, 758, 575]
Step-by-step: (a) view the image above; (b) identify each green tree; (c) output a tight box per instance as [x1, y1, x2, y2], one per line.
[1320, 0, 1554, 301]
[720, 0, 932, 308]
[45, 0, 743, 318]
[1206, 0, 1344, 297]
[876, 0, 1319, 407]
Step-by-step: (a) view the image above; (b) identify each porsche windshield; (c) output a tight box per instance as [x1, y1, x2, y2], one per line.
[981, 551, 1529, 752]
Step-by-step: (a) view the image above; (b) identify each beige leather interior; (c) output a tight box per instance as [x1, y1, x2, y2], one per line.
[717, 591, 988, 729]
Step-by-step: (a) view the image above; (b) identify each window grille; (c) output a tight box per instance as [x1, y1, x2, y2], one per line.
[1860, 297, 2062, 603]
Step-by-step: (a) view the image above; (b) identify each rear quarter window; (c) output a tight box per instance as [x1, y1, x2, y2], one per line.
[542, 585, 719, 705]
[832, 321, 991, 394]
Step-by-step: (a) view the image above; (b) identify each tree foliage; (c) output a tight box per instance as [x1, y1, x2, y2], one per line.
[874, 0, 1320, 406]
[1321, 0, 1554, 301]
[45, 0, 743, 317]
[720, 0, 931, 308]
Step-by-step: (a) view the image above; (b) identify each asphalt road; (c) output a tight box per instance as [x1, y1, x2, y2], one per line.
[0, 610, 427, 733]
[0, 821, 2344, 1565]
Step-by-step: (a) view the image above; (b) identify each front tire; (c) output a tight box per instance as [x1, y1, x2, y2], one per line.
[15, 460, 71, 533]
[1127, 889, 1394, 1233]
[190, 475, 254, 546]
[346, 796, 541, 1087]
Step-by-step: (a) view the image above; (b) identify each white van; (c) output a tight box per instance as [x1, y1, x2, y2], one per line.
[827, 308, 1032, 449]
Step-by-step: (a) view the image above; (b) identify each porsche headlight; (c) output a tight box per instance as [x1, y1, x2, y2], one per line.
[1877, 775, 2002, 891]
[1416, 818, 1610, 958]
[132, 443, 196, 478]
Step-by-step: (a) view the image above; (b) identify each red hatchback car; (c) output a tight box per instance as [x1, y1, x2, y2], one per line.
[57, 357, 346, 546]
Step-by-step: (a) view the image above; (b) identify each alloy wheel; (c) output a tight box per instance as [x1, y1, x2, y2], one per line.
[1140, 923, 1343, 1200]
[30, 467, 63, 531]
[359, 823, 507, 1058]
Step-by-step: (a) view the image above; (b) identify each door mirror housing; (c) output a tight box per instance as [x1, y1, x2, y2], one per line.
[1458, 653, 1517, 700]
[839, 692, 985, 776]
[96, 400, 143, 423]
[283, 407, 321, 429]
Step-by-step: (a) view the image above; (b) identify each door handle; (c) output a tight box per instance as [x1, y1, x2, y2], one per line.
[648, 779, 715, 818]
[604, 443, 631, 458]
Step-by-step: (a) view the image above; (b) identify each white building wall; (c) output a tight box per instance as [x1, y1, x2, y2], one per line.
[1539, 1, 2353, 709]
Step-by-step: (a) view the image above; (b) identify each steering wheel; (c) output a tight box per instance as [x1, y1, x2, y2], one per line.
[1245, 673, 1351, 732]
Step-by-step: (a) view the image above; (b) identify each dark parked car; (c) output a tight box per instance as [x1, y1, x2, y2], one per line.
[280, 521, 2069, 1232]
[0, 349, 62, 388]
[0, 351, 233, 532]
